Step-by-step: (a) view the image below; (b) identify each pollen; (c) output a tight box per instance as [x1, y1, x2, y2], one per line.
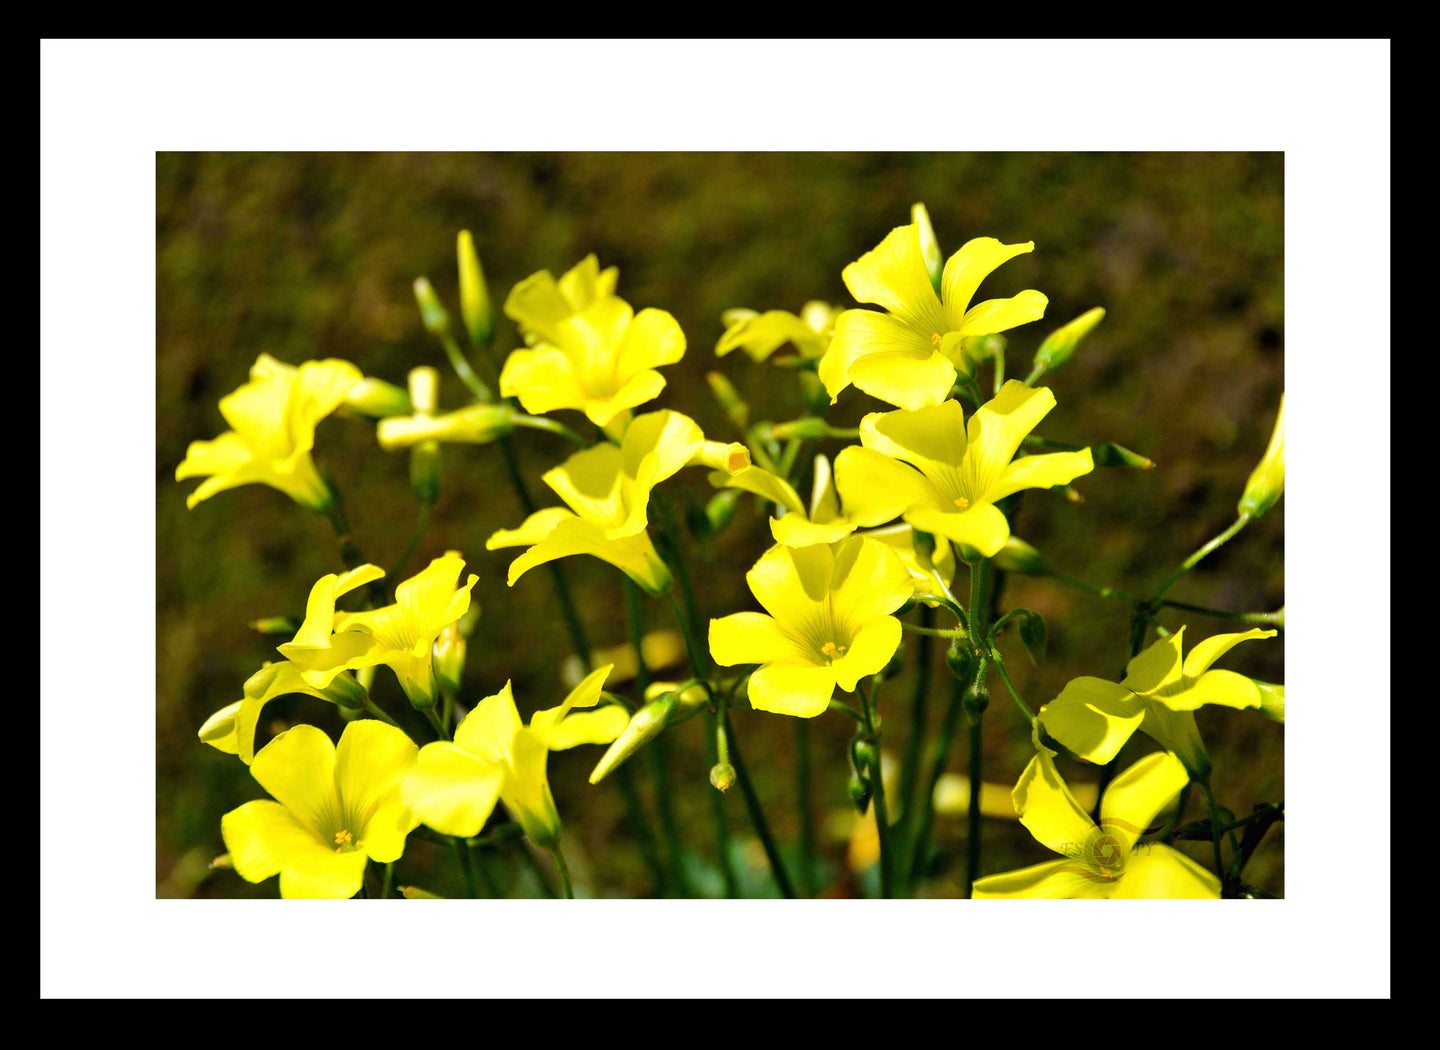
[820, 641, 847, 660]
[334, 829, 354, 847]
[953, 496, 971, 509]
[930, 332, 944, 348]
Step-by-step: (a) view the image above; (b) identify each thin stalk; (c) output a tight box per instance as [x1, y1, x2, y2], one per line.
[908, 677, 965, 882]
[725, 711, 796, 899]
[359, 694, 400, 729]
[704, 708, 740, 898]
[860, 679, 893, 899]
[963, 711, 983, 898]
[795, 718, 816, 897]
[382, 862, 395, 899]
[549, 845, 575, 899]
[511, 412, 589, 448]
[899, 604, 935, 832]
[1153, 516, 1252, 599]
[1155, 599, 1283, 627]
[454, 838, 478, 898]
[439, 331, 493, 402]
[988, 648, 1036, 723]
[388, 500, 432, 580]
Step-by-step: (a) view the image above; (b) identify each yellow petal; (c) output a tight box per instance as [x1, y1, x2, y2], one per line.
[621, 409, 706, 487]
[744, 543, 833, 626]
[957, 290, 1049, 338]
[1182, 628, 1277, 678]
[770, 514, 855, 548]
[818, 308, 939, 403]
[401, 741, 505, 838]
[249, 724, 340, 839]
[1168, 669, 1264, 712]
[987, 448, 1094, 502]
[940, 237, 1035, 322]
[971, 858, 1112, 899]
[278, 848, 370, 899]
[198, 701, 243, 755]
[505, 517, 671, 594]
[1038, 676, 1145, 765]
[582, 370, 668, 428]
[833, 446, 937, 528]
[221, 799, 314, 884]
[903, 502, 1011, 560]
[859, 400, 969, 478]
[1108, 843, 1220, 899]
[334, 720, 419, 864]
[842, 224, 946, 334]
[847, 348, 957, 411]
[498, 347, 588, 415]
[486, 506, 575, 549]
[1012, 747, 1096, 857]
[617, 308, 686, 375]
[830, 616, 902, 692]
[830, 536, 914, 628]
[710, 612, 809, 667]
[394, 552, 477, 645]
[543, 444, 628, 526]
[1123, 630, 1187, 694]
[1138, 704, 1211, 781]
[716, 308, 827, 360]
[718, 465, 805, 516]
[963, 381, 1058, 501]
[500, 728, 561, 846]
[537, 705, 631, 750]
[1099, 751, 1189, 854]
[746, 662, 838, 717]
[454, 682, 523, 763]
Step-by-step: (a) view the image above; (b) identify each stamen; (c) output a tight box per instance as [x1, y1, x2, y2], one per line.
[334, 829, 353, 847]
[953, 496, 971, 509]
[820, 641, 848, 660]
[930, 333, 944, 349]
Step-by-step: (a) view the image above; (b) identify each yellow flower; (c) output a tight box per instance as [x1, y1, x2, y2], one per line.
[499, 257, 684, 427]
[176, 354, 363, 510]
[833, 382, 1094, 560]
[715, 454, 956, 593]
[715, 301, 839, 361]
[1038, 627, 1279, 779]
[972, 744, 1218, 899]
[278, 554, 478, 711]
[818, 224, 1047, 409]
[709, 536, 913, 717]
[221, 720, 420, 899]
[401, 666, 627, 847]
[505, 254, 619, 345]
[487, 410, 707, 594]
[1239, 393, 1285, 520]
[198, 658, 367, 765]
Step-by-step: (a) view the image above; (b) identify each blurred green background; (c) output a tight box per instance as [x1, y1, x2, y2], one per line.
[156, 152, 1284, 898]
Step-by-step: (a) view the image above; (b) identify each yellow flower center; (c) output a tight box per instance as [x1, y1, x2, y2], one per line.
[930, 332, 944, 349]
[952, 496, 971, 510]
[820, 641, 848, 662]
[333, 829, 359, 853]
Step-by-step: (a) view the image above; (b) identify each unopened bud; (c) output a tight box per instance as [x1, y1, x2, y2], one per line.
[1091, 442, 1155, 470]
[912, 203, 944, 292]
[433, 620, 467, 698]
[945, 641, 975, 681]
[1253, 680, 1285, 724]
[400, 885, 444, 899]
[1032, 307, 1105, 378]
[992, 536, 1048, 575]
[847, 772, 872, 814]
[379, 404, 516, 450]
[702, 487, 742, 536]
[457, 230, 494, 347]
[1238, 394, 1284, 520]
[413, 276, 451, 338]
[408, 366, 440, 416]
[706, 371, 750, 430]
[249, 615, 300, 635]
[709, 762, 737, 793]
[209, 853, 233, 871]
[344, 377, 412, 419]
[589, 693, 680, 784]
[769, 417, 827, 441]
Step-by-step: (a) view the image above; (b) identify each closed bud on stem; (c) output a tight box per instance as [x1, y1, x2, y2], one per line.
[1253, 680, 1285, 724]
[210, 853, 233, 870]
[769, 417, 827, 441]
[706, 371, 750, 430]
[848, 772, 872, 814]
[456, 230, 494, 347]
[702, 487, 743, 536]
[433, 620, 466, 698]
[963, 677, 990, 719]
[344, 377, 412, 418]
[589, 693, 680, 784]
[1032, 307, 1105, 379]
[710, 762, 737, 793]
[690, 439, 751, 475]
[325, 671, 368, 711]
[249, 615, 300, 635]
[1092, 442, 1155, 470]
[400, 885, 444, 899]
[408, 366, 440, 416]
[945, 640, 975, 681]
[412, 276, 451, 338]
[379, 403, 516, 450]
[1238, 393, 1284, 520]
[410, 442, 441, 504]
[645, 680, 709, 718]
[853, 738, 878, 773]
[912, 202, 944, 292]
[963, 332, 1006, 365]
[911, 527, 938, 569]
[993, 536, 1047, 575]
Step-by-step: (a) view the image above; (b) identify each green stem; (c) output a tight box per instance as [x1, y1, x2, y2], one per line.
[963, 711, 983, 898]
[388, 500, 432, 580]
[860, 679, 893, 899]
[549, 845, 575, 899]
[1155, 599, 1283, 626]
[725, 712, 796, 899]
[440, 331, 493, 402]
[908, 677, 965, 882]
[705, 709, 740, 898]
[899, 603, 935, 841]
[382, 862, 394, 899]
[359, 694, 401, 729]
[454, 838, 478, 898]
[423, 705, 450, 741]
[511, 412, 589, 448]
[795, 718, 816, 897]
[988, 648, 1036, 722]
[1153, 516, 1252, 599]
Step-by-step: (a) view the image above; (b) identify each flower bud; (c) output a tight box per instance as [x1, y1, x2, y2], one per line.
[1032, 307, 1105, 378]
[645, 680, 709, 717]
[945, 641, 975, 681]
[852, 738, 878, 773]
[1253, 680, 1285, 724]
[963, 678, 990, 718]
[412, 276, 450, 337]
[963, 333, 1006, 364]
[799, 370, 830, 416]
[992, 536, 1048, 575]
[324, 671, 368, 711]
[1238, 394, 1284, 520]
[410, 443, 441, 504]
[197, 701, 242, 755]
[769, 417, 827, 441]
[457, 230, 494, 347]
[709, 762, 737, 793]
[408, 366, 439, 416]
[400, 885, 444, 899]
[706, 371, 750, 430]
[248, 615, 300, 635]
[433, 620, 467, 698]
[1091, 442, 1155, 470]
[690, 440, 751, 475]
[589, 693, 680, 784]
[209, 853, 233, 870]
[847, 772, 872, 814]
[701, 487, 742, 536]
[344, 377, 412, 418]
[1018, 610, 1048, 666]
[911, 528, 938, 568]
[911, 202, 943, 292]
[379, 403, 516, 450]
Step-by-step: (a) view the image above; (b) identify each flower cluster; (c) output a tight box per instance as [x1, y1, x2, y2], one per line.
[180, 205, 1283, 899]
